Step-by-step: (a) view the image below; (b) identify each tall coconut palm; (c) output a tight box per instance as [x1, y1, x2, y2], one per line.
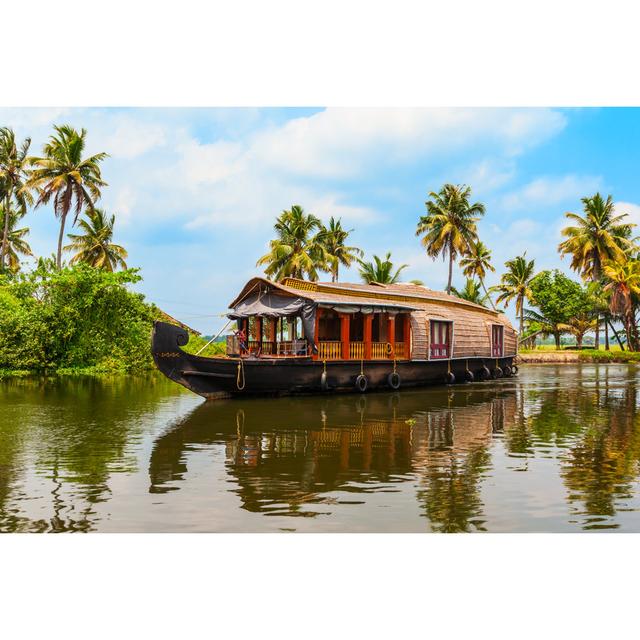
[64, 208, 128, 271]
[450, 278, 487, 306]
[358, 252, 408, 284]
[603, 260, 640, 351]
[559, 193, 636, 349]
[459, 240, 496, 309]
[491, 254, 536, 337]
[416, 183, 486, 294]
[317, 216, 362, 281]
[0, 204, 33, 273]
[257, 205, 326, 281]
[28, 125, 107, 269]
[0, 128, 33, 270]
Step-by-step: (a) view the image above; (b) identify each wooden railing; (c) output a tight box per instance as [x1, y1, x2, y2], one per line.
[245, 340, 307, 356]
[242, 339, 408, 360]
[349, 342, 365, 359]
[394, 342, 406, 359]
[371, 342, 388, 359]
[318, 341, 342, 360]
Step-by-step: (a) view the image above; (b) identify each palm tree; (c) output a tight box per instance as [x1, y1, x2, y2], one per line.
[256, 205, 326, 281]
[0, 128, 33, 270]
[459, 241, 496, 309]
[451, 279, 487, 306]
[603, 260, 640, 351]
[64, 208, 128, 271]
[416, 183, 486, 294]
[586, 281, 615, 351]
[317, 216, 362, 281]
[28, 125, 107, 269]
[523, 308, 564, 349]
[562, 314, 599, 349]
[491, 254, 536, 337]
[0, 204, 33, 273]
[358, 252, 408, 284]
[559, 193, 636, 349]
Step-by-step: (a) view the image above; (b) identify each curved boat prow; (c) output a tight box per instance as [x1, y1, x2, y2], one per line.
[151, 320, 192, 388]
[152, 321, 234, 399]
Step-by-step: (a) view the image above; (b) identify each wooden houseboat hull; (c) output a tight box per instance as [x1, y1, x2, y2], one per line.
[153, 321, 516, 400]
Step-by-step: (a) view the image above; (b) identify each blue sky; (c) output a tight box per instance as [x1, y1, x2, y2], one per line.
[2, 107, 639, 333]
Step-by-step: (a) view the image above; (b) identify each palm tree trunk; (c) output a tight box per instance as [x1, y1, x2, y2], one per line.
[608, 318, 625, 351]
[519, 301, 524, 338]
[624, 313, 633, 351]
[630, 309, 640, 351]
[0, 194, 11, 269]
[594, 313, 600, 351]
[447, 247, 453, 294]
[554, 331, 561, 349]
[604, 316, 609, 351]
[56, 211, 68, 270]
[480, 279, 497, 310]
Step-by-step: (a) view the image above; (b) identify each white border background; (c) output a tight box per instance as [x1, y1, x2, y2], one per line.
[3, 1, 640, 638]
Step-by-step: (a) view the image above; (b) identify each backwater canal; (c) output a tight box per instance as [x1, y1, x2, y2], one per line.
[2, 364, 640, 532]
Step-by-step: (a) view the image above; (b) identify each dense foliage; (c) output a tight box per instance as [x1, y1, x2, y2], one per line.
[0, 263, 157, 376]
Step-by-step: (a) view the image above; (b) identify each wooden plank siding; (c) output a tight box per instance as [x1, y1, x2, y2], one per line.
[407, 309, 517, 360]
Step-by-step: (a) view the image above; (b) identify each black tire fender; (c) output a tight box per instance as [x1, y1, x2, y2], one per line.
[445, 371, 456, 385]
[493, 366, 503, 379]
[320, 371, 329, 391]
[480, 366, 491, 380]
[355, 374, 368, 393]
[502, 364, 512, 377]
[511, 364, 519, 375]
[388, 371, 401, 390]
[464, 370, 474, 383]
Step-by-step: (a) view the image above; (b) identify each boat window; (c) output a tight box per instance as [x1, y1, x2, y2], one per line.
[492, 325, 504, 357]
[430, 320, 452, 359]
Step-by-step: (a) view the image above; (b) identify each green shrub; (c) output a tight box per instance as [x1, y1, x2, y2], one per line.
[0, 263, 158, 375]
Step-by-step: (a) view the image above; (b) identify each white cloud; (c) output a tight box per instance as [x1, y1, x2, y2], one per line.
[250, 107, 566, 178]
[614, 201, 640, 229]
[454, 158, 517, 194]
[175, 138, 244, 185]
[500, 174, 603, 210]
[89, 117, 166, 159]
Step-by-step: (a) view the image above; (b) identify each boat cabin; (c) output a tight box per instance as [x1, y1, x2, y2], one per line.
[226, 277, 517, 362]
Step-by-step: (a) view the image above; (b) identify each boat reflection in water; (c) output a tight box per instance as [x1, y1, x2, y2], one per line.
[149, 385, 518, 531]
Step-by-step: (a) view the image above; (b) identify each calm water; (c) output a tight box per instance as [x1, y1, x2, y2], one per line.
[3, 364, 640, 532]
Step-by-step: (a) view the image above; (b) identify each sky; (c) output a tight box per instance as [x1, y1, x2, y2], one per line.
[2, 107, 640, 334]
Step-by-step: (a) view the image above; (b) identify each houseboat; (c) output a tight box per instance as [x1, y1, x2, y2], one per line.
[152, 277, 518, 399]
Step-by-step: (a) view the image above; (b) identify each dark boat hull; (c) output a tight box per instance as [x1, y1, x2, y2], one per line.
[152, 321, 516, 400]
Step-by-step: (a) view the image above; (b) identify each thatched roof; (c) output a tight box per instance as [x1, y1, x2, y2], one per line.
[229, 277, 499, 316]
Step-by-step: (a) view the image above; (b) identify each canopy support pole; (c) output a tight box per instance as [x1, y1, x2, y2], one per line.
[195, 319, 233, 356]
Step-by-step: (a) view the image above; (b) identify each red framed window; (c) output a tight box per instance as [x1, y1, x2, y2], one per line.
[492, 325, 504, 357]
[430, 320, 452, 359]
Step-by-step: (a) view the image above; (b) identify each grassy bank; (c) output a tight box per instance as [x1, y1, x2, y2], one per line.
[518, 348, 640, 363]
